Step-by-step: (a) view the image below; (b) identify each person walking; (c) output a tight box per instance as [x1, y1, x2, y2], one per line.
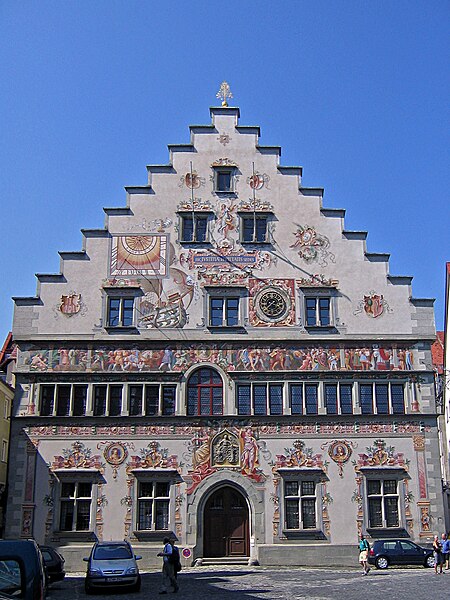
[432, 534, 444, 574]
[358, 534, 370, 575]
[157, 536, 179, 594]
[441, 533, 449, 570]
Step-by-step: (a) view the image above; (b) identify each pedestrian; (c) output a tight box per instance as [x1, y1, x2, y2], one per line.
[441, 533, 449, 570]
[157, 536, 179, 594]
[432, 534, 444, 574]
[358, 534, 370, 575]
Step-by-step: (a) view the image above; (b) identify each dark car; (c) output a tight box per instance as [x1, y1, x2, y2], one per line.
[368, 539, 434, 569]
[0, 539, 47, 600]
[39, 545, 65, 584]
[83, 540, 142, 594]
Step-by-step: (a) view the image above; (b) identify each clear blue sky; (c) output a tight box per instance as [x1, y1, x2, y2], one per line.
[1, 0, 448, 343]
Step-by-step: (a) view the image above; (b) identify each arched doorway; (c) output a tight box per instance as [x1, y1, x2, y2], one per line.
[204, 486, 249, 557]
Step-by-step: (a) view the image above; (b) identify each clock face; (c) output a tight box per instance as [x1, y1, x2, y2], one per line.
[258, 290, 288, 320]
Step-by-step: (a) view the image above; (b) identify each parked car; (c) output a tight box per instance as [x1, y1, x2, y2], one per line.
[368, 539, 434, 569]
[39, 545, 65, 584]
[83, 540, 142, 594]
[0, 539, 47, 599]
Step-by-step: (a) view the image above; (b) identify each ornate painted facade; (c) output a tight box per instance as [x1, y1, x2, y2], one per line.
[6, 94, 445, 569]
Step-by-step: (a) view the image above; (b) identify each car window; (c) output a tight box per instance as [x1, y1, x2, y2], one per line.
[400, 541, 419, 552]
[41, 550, 52, 561]
[0, 559, 22, 598]
[382, 542, 397, 551]
[93, 545, 132, 560]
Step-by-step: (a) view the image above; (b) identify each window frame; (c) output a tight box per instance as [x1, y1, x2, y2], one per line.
[279, 470, 325, 538]
[178, 211, 212, 244]
[57, 479, 95, 533]
[365, 475, 402, 530]
[240, 212, 271, 244]
[236, 382, 284, 416]
[205, 287, 247, 330]
[103, 287, 142, 331]
[213, 167, 236, 193]
[39, 384, 88, 417]
[135, 479, 171, 532]
[187, 367, 223, 416]
[359, 382, 406, 415]
[128, 384, 177, 416]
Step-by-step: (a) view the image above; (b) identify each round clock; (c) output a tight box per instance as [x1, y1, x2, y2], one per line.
[255, 287, 290, 323]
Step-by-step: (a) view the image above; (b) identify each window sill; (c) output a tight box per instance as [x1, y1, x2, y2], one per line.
[207, 325, 247, 334]
[282, 529, 327, 540]
[214, 190, 237, 196]
[367, 527, 409, 539]
[179, 240, 212, 247]
[304, 326, 338, 334]
[104, 326, 139, 334]
[241, 241, 272, 248]
[132, 529, 176, 542]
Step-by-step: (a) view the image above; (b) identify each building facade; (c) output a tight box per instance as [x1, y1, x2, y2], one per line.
[6, 96, 446, 568]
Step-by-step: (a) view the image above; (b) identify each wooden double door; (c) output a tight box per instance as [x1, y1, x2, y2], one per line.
[204, 486, 249, 557]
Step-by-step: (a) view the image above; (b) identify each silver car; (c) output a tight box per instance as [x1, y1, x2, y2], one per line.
[84, 541, 142, 594]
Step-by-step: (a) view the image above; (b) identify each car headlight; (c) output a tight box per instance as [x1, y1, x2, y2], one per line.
[88, 568, 102, 576]
[125, 567, 137, 575]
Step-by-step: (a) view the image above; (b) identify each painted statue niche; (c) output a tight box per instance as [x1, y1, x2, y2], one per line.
[211, 430, 240, 468]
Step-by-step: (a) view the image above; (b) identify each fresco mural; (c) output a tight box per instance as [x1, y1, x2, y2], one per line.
[185, 426, 265, 494]
[354, 439, 408, 469]
[50, 441, 103, 471]
[20, 344, 416, 373]
[323, 440, 355, 478]
[273, 439, 325, 470]
[110, 235, 168, 277]
[126, 441, 181, 471]
[291, 225, 336, 267]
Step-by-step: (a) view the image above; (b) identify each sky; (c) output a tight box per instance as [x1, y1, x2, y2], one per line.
[0, 0, 448, 343]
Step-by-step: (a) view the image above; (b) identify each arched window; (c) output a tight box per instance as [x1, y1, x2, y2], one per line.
[187, 368, 223, 416]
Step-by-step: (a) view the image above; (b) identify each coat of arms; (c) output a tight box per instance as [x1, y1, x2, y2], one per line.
[363, 292, 384, 318]
[59, 293, 81, 316]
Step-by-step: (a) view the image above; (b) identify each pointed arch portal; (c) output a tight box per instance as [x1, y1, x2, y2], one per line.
[203, 486, 249, 557]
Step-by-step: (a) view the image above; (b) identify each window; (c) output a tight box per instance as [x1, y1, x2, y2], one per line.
[93, 384, 123, 416]
[324, 384, 353, 415]
[1, 440, 7, 462]
[59, 481, 93, 531]
[209, 296, 240, 327]
[359, 383, 405, 415]
[128, 384, 176, 416]
[305, 297, 330, 327]
[180, 213, 209, 243]
[241, 214, 269, 243]
[214, 168, 234, 192]
[136, 480, 170, 531]
[288, 383, 318, 415]
[237, 383, 283, 416]
[284, 479, 317, 530]
[107, 297, 134, 327]
[367, 479, 399, 528]
[39, 384, 88, 416]
[187, 368, 223, 416]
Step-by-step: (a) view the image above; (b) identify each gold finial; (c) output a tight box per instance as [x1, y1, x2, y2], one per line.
[216, 81, 233, 107]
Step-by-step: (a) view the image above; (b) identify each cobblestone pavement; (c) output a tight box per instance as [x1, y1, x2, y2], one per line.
[48, 566, 449, 600]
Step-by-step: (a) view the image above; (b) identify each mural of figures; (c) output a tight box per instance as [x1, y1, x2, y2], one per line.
[22, 344, 416, 373]
[216, 201, 237, 244]
[291, 225, 336, 267]
[51, 441, 103, 471]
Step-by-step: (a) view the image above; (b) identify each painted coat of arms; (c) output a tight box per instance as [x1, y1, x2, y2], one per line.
[59, 293, 81, 315]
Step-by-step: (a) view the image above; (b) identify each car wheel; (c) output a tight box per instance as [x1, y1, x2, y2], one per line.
[375, 556, 389, 569]
[131, 576, 141, 593]
[425, 555, 435, 568]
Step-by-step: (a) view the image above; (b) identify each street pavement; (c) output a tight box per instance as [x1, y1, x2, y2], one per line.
[49, 566, 449, 600]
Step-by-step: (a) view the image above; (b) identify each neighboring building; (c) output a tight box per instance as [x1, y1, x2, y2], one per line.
[5, 88, 446, 569]
[0, 334, 15, 535]
[443, 263, 450, 528]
